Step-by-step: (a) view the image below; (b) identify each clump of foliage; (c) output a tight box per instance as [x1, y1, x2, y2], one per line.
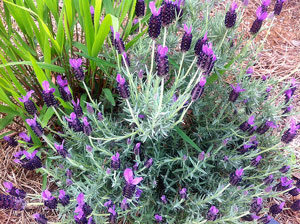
[1, 0, 299, 224]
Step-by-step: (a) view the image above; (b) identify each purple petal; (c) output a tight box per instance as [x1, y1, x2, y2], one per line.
[230, 2, 237, 11]
[199, 77, 206, 87]
[42, 190, 52, 200]
[209, 206, 219, 215]
[77, 193, 85, 206]
[42, 81, 50, 92]
[116, 74, 126, 85]
[132, 177, 143, 185]
[124, 168, 134, 184]
[3, 182, 13, 190]
[235, 168, 244, 177]
[149, 1, 160, 16]
[59, 190, 66, 199]
[248, 116, 255, 125]
[90, 6, 95, 14]
[183, 24, 192, 34]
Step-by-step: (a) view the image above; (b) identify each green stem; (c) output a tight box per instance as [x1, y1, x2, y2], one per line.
[53, 107, 64, 125]
[178, 53, 185, 77]
[217, 29, 228, 52]
[83, 81, 96, 105]
[126, 99, 140, 129]
[163, 26, 167, 47]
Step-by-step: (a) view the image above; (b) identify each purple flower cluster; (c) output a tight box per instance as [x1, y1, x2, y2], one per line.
[274, 0, 286, 15]
[66, 112, 83, 132]
[250, 7, 268, 34]
[42, 81, 58, 107]
[281, 119, 300, 144]
[135, 0, 145, 17]
[14, 150, 42, 170]
[225, 2, 237, 28]
[54, 141, 69, 158]
[57, 75, 72, 102]
[191, 77, 206, 102]
[19, 90, 37, 115]
[229, 168, 244, 185]
[148, 2, 162, 39]
[74, 193, 93, 224]
[0, 193, 25, 210]
[42, 190, 58, 209]
[3, 182, 26, 199]
[181, 24, 192, 52]
[26, 116, 43, 137]
[228, 83, 246, 102]
[197, 42, 217, 76]
[123, 168, 143, 199]
[161, 0, 176, 27]
[239, 116, 255, 132]
[33, 213, 48, 224]
[3, 135, 18, 147]
[116, 74, 130, 99]
[156, 45, 169, 77]
[70, 58, 84, 81]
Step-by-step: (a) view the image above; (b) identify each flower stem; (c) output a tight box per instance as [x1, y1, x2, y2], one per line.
[178, 53, 185, 77]
[83, 81, 96, 105]
[163, 26, 167, 47]
[126, 99, 140, 129]
[217, 29, 228, 52]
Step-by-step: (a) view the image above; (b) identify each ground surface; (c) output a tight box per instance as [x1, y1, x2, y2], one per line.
[0, 0, 300, 223]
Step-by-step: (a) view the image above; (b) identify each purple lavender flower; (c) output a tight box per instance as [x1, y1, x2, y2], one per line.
[156, 45, 169, 77]
[14, 150, 42, 170]
[106, 168, 111, 175]
[161, 0, 175, 27]
[242, 214, 260, 221]
[155, 214, 163, 222]
[72, 99, 83, 118]
[225, 2, 237, 28]
[57, 75, 72, 102]
[0, 193, 25, 210]
[54, 141, 69, 158]
[42, 190, 58, 209]
[86, 145, 93, 152]
[133, 162, 139, 171]
[283, 105, 293, 115]
[291, 200, 300, 211]
[239, 116, 255, 132]
[281, 119, 300, 144]
[273, 176, 293, 191]
[250, 197, 263, 213]
[191, 77, 206, 102]
[229, 83, 246, 102]
[104, 200, 112, 208]
[261, 0, 270, 12]
[19, 90, 37, 115]
[121, 52, 131, 67]
[206, 206, 219, 221]
[74, 193, 92, 223]
[251, 155, 262, 167]
[97, 112, 104, 121]
[83, 117, 92, 136]
[279, 165, 290, 173]
[3, 136, 18, 147]
[262, 75, 269, 81]
[88, 217, 96, 224]
[26, 116, 43, 137]
[246, 67, 253, 77]
[70, 58, 84, 81]
[134, 142, 141, 155]
[145, 158, 153, 168]
[111, 152, 120, 170]
[65, 112, 83, 132]
[269, 202, 284, 215]
[19, 132, 32, 144]
[238, 143, 252, 154]
[121, 198, 129, 210]
[179, 188, 187, 199]
[258, 215, 272, 224]
[136, 0, 145, 17]
[161, 195, 167, 204]
[230, 168, 244, 185]
[108, 205, 118, 224]
[181, 24, 192, 52]
[86, 103, 94, 114]
[274, 0, 286, 15]
[3, 182, 26, 199]
[123, 168, 143, 199]
[33, 213, 48, 224]
[195, 32, 208, 56]
[285, 79, 297, 103]
[135, 188, 143, 200]
[66, 179, 73, 186]
[250, 7, 268, 34]
[248, 125, 257, 135]
[224, 155, 229, 161]
[263, 174, 274, 185]
[256, 121, 276, 134]
[58, 190, 70, 206]
[198, 151, 205, 161]
[42, 81, 58, 107]
[113, 31, 125, 54]
[289, 187, 300, 196]
[90, 6, 95, 24]
[116, 74, 130, 99]
[197, 43, 217, 76]
[148, 2, 162, 39]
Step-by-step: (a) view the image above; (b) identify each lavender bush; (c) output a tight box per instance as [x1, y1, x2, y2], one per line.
[2, 0, 299, 223]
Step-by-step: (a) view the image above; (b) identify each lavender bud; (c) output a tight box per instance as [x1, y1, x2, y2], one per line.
[179, 188, 187, 199]
[134, 143, 141, 155]
[206, 206, 219, 221]
[42, 81, 58, 107]
[161, 0, 175, 27]
[250, 197, 263, 213]
[194, 32, 208, 56]
[229, 83, 246, 102]
[70, 58, 84, 81]
[197, 43, 217, 76]
[155, 214, 163, 223]
[269, 202, 284, 215]
[121, 198, 129, 211]
[279, 165, 290, 173]
[289, 187, 300, 196]
[283, 105, 292, 115]
[86, 103, 94, 114]
[198, 151, 205, 161]
[3, 182, 26, 199]
[42, 190, 58, 209]
[161, 195, 167, 204]
[19, 90, 37, 115]
[108, 205, 118, 224]
[114, 32, 125, 54]
[281, 119, 299, 144]
[3, 136, 18, 147]
[83, 117, 92, 136]
[135, 188, 143, 200]
[145, 158, 153, 168]
[148, 2, 162, 39]
[57, 75, 72, 102]
[191, 77, 206, 102]
[229, 168, 243, 185]
[258, 215, 271, 224]
[256, 121, 276, 134]
[251, 155, 262, 167]
[136, 0, 145, 17]
[72, 99, 83, 118]
[263, 174, 274, 185]
[291, 200, 300, 211]
[250, 7, 268, 34]
[274, 0, 286, 15]
[116, 74, 130, 99]
[181, 24, 192, 52]
[225, 2, 237, 28]
[261, 0, 270, 12]
[239, 116, 255, 132]
[54, 141, 69, 158]
[65, 113, 83, 132]
[58, 190, 70, 206]
[26, 117, 43, 137]
[33, 213, 48, 224]
[111, 152, 120, 170]
[156, 45, 169, 77]
[98, 112, 104, 121]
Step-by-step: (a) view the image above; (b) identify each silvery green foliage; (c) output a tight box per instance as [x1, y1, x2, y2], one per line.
[38, 0, 299, 223]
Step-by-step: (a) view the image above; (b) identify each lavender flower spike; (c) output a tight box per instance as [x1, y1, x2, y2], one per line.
[54, 141, 69, 158]
[19, 90, 37, 115]
[116, 74, 130, 99]
[281, 119, 300, 144]
[123, 168, 143, 199]
[3, 182, 26, 199]
[191, 77, 206, 102]
[156, 45, 169, 77]
[57, 75, 72, 102]
[194, 32, 208, 56]
[108, 205, 118, 224]
[274, 0, 287, 15]
[161, 0, 175, 27]
[0, 193, 25, 210]
[181, 24, 193, 52]
[250, 7, 268, 34]
[207, 206, 219, 221]
[269, 202, 285, 215]
[111, 152, 120, 170]
[225, 2, 237, 28]
[33, 213, 48, 224]
[26, 116, 43, 137]
[42, 81, 58, 107]
[70, 58, 84, 81]
[136, 0, 145, 17]
[148, 2, 162, 39]
[230, 168, 244, 185]
[14, 150, 42, 170]
[83, 117, 92, 136]
[155, 214, 163, 222]
[180, 188, 187, 199]
[42, 190, 58, 209]
[229, 83, 246, 102]
[239, 116, 255, 132]
[72, 98, 83, 118]
[3, 136, 18, 147]
[145, 158, 153, 168]
[58, 190, 70, 206]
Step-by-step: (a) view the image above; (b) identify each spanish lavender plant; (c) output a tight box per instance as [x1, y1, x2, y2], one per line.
[19, 90, 37, 115]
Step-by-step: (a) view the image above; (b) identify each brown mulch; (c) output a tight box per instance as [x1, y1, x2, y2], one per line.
[0, 0, 299, 224]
